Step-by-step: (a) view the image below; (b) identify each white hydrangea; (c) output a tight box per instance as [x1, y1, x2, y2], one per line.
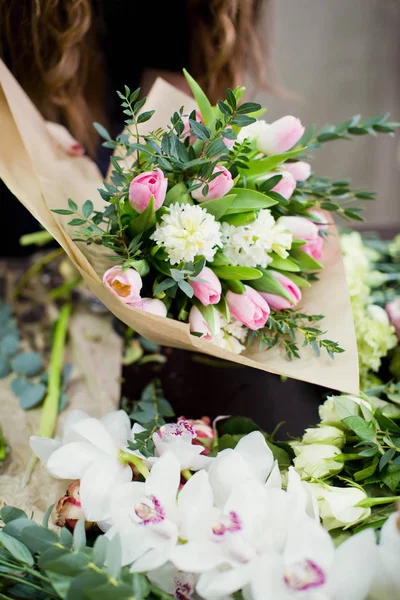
[151, 203, 222, 265]
[212, 317, 247, 354]
[221, 209, 292, 268]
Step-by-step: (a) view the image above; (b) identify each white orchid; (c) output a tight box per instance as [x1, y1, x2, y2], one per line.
[148, 563, 199, 600]
[207, 431, 274, 506]
[241, 518, 376, 600]
[309, 483, 371, 531]
[369, 512, 400, 599]
[152, 420, 211, 471]
[30, 410, 145, 522]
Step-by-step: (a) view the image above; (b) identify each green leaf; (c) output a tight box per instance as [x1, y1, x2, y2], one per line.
[382, 464, 400, 492]
[211, 266, 262, 281]
[93, 122, 111, 141]
[19, 382, 46, 410]
[221, 211, 257, 227]
[0, 531, 34, 566]
[178, 279, 194, 298]
[165, 182, 193, 207]
[51, 209, 74, 215]
[11, 351, 42, 377]
[73, 518, 86, 552]
[68, 198, 78, 212]
[189, 120, 211, 141]
[201, 194, 236, 220]
[46, 571, 73, 598]
[68, 218, 87, 226]
[374, 409, 400, 434]
[130, 196, 156, 235]
[20, 524, 59, 553]
[251, 269, 295, 302]
[342, 416, 376, 441]
[39, 546, 90, 576]
[82, 200, 94, 219]
[216, 295, 230, 321]
[137, 110, 155, 124]
[195, 304, 218, 335]
[224, 280, 246, 294]
[66, 571, 109, 600]
[232, 115, 256, 127]
[93, 535, 109, 567]
[0, 355, 11, 378]
[245, 148, 306, 177]
[0, 506, 27, 523]
[0, 334, 19, 356]
[320, 201, 340, 211]
[281, 272, 312, 288]
[290, 248, 323, 271]
[183, 69, 214, 126]
[354, 456, 379, 481]
[269, 255, 300, 272]
[237, 102, 262, 115]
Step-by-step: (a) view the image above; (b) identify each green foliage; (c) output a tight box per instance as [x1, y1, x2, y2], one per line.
[0, 425, 9, 462]
[0, 506, 173, 600]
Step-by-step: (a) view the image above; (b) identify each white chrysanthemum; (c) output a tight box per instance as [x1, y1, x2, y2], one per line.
[151, 203, 222, 265]
[212, 317, 247, 354]
[221, 209, 293, 268]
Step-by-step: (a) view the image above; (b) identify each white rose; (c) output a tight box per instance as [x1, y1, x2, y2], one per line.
[292, 443, 344, 480]
[318, 395, 374, 425]
[309, 483, 371, 531]
[302, 425, 346, 449]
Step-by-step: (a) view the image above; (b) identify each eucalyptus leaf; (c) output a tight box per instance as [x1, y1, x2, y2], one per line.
[0, 334, 19, 356]
[19, 382, 46, 410]
[0, 531, 34, 566]
[0, 355, 11, 378]
[11, 352, 42, 377]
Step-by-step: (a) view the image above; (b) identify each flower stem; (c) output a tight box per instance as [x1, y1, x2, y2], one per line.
[22, 303, 71, 486]
[357, 496, 400, 508]
[0, 574, 58, 598]
[119, 451, 150, 479]
[181, 469, 192, 481]
[13, 247, 64, 299]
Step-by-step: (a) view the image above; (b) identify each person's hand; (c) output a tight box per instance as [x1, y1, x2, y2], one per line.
[45, 121, 85, 156]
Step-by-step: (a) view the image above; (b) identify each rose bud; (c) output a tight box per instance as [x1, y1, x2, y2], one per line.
[178, 416, 214, 453]
[386, 297, 400, 339]
[103, 266, 142, 304]
[191, 165, 234, 202]
[277, 216, 324, 261]
[257, 116, 305, 155]
[130, 298, 167, 317]
[189, 305, 220, 341]
[129, 168, 168, 213]
[55, 480, 92, 531]
[259, 270, 301, 310]
[284, 161, 311, 182]
[189, 267, 222, 306]
[226, 285, 270, 331]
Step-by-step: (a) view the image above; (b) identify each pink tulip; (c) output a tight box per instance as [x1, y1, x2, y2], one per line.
[55, 481, 92, 531]
[226, 285, 270, 330]
[307, 209, 329, 230]
[191, 165, 234, 202]
[190, 267, 222, 306]
[284, 161, 311, 182]
[182, 109, 203, 144]
[259, 270, 302, 310]
[189, 305, 216, 340]
[129, 168, 168, 213]
[258, 116, 305, 155]
[103, 266, 142, 304]
[269, 170, 297, 200]
[130, 298, 167, 317]
[277, 216, 324, 261]
[386, 297, 400, 339]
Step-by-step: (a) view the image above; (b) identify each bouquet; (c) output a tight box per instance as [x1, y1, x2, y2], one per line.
[0, 60, 397, 392]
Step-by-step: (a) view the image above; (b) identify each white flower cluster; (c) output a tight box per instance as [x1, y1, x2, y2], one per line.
[212, 316, 248, 354]
[30, 409, 397, 600]
[151, 203, 222, 265]
[221, 209, 292, 268]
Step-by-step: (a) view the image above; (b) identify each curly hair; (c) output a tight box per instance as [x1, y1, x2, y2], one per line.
[0, 0, 271, 155]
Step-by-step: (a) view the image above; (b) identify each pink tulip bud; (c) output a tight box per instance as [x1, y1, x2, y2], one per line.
[307, 209, 329, 230]
[129, 168, 168, 213]
[55, 481, 92, 531]
[386, 297, 400, 339]
[284, 161, 311, 182]
[191, 166, 234, 202]
[189, 306, 215, 340]
[277, 216, 324, 261]
[182, 109, 203, 144]
[189, 267, 222, 306]
[130, 298, 167, 317]
[257, 116, 305, 155]
[103, 266, 142, 304]
[268, 170, 296, 200]
[226, 285, 270, 330]
[178, 416, 214, 453]
[259, 270, 302, 310]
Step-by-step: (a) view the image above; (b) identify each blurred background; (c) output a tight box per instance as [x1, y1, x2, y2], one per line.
[250, 0, 400, 230]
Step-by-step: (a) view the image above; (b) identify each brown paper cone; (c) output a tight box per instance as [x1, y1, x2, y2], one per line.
[0, 60, 359, 394]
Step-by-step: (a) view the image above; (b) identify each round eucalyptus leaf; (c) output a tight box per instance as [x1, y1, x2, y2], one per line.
[19, 383, 46, 410]
[11, 378, 31, 397]
[0, 356, 11, 379]
[11, 352, 42, 377]
[59, 394, 68, 412]
[0, 334, 19, 357]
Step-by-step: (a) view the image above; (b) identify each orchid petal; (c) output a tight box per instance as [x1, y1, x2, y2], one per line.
[235, 431, 274, 483]
[71, 418, 118, 454]
[197, 563, 257, 599]
[145, 453, 181, 513]
[80, 456, 132, 521]
[248, 553, 291, 600]
[264, 460, 281, 490]
[178, 470, 215, 540]
[286, 467, 319, 520]
[46, 442, 102, 479]
[30, 436, 61, 464]
[171, 541, 224, 573]
[107, 522, 151, 566]
[378, 513, 400, 590]
[208, 450, 253, 506]
[109, 481, 145, 525]
[102, 410, 132, 448]
[131, 538, 176, 572]
[283, 515, 334, 572]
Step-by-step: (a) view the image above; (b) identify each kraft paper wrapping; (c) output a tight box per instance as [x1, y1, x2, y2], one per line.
[0, 59, 359, 393]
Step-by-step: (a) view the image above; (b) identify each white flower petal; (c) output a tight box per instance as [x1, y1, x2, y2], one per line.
[131, 538, 176, 573]
[107, 522, 151, 566]
[30, 436, 61, 464]
[145, 453, 181, 513]
[109, 481, 145, 525]
[46, 442, 102, 479]
[235, 432, 274, 483]
[178, 470, 215, 540]
[71, 418, 118, 454]
[378, 513, 400, 590]
[224, 480, 268, 542]
[153, 436, 207, 470]
[101, 410, 132, 448]
[197, 563, 256, 599]
[147, 563, 181, 596]
[171, 541, 224, 573]
[208, 450, 253, 507]
[283, 515, 334, 572]
[264, 461, 281, 490]
[248, 553, 291, 600]
[286, 467, 319, 520]
[80, 456, 132, 521]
